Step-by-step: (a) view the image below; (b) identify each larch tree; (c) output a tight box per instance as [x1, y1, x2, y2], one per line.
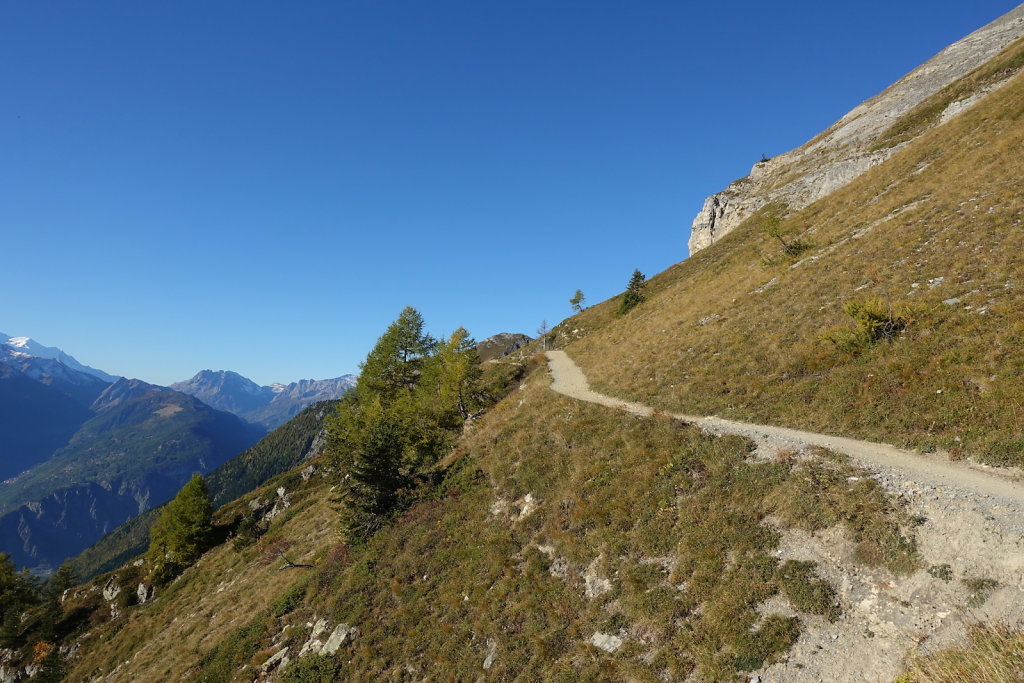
[569, 289, 586, 313]
[147, 474, 214, 585]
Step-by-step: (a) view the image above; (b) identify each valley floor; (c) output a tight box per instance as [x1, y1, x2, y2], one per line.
[546, 349, 1024, 681]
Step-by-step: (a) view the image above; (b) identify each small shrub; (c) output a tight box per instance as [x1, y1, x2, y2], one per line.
[617, 269, 647, 315]
[731, 614, 801, 671]
[928, 564, 954, 582]
[270, 582, 307, 618]
[280, 654, 340, 682]
[775, 560, 841, 621]
[963, 576, 999, 607]
[822, 297, 910, 355]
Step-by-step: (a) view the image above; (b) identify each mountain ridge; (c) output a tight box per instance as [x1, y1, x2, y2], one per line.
[687, 4, 1024, 254]
[171, 370, 356, 429]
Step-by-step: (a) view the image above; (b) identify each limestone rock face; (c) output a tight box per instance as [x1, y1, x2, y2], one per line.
[687, 5, 1024, 255]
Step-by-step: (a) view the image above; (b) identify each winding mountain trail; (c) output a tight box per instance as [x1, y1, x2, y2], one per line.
[546, 348, 1024, 680]
[546, 349, 1024, 504]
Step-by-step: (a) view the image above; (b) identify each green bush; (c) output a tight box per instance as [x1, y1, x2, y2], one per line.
[270, 582, 307, 618]
[280, 654, 340, 682]
[822, 297, 910, 355]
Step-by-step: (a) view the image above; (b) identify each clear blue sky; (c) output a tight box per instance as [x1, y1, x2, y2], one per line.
[2, 1, 1018, 386]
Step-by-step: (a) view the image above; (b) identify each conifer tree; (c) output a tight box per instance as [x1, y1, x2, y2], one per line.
[0, 553, 38, 647]
[328, 311, 483, 540]
[569, 289, 586, 313]
[147, 474, 213, 585]
[358, 306, 433, 401]
[618, 269, 646, 314]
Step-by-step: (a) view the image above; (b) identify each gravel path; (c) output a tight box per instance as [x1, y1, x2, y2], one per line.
[546, 349, 1024, 504]
[546, 348, 1024, 680]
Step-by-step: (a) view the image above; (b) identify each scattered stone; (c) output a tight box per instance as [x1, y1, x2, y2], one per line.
[102, 578, 121, 602]
[518, 493, 538, 520]
[136, 582, 154, 604]
[590, 632, 624, 653]
[261, 647, 289, 673]
[321, 623, 356, 655]
[298, 619, 330, 657]
[583, 557, 613, 598]
[483, 638, 498, 670]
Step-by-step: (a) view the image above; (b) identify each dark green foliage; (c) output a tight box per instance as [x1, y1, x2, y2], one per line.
[328, 310, 483, 541]
[617, 269, 646, 315]
[280, 654, 340, 682]
[147, 474, 214, 585]
[731, 615, 801, 671]
[775, 560, 841, 621]
[34, 645, 66, 683]
[270, 582, 307, 617]
[197, 618, 272, 683]
[0, 552, 40, 647]
[206, 401, 337, 507]
[963, 576, 999, 607]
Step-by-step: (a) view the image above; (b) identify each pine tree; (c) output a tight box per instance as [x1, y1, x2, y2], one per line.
[618, 269, 646, 315]
[569, 289, 586, 313]
[0, 552, 38, 647]
[147, 474, 213, 585]
[358, 306, 433, 401]
[337, 396, 408, 538]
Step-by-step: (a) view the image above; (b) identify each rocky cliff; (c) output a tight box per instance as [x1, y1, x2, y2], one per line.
[687, 4, 1024, 255]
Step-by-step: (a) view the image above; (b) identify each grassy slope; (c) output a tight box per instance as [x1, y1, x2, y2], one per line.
[65, 366, 916, 682]
[567, 54, 1024, 466]
[65, 466, 338, 682]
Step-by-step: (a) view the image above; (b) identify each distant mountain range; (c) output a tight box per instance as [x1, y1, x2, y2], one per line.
[0, 331, 357, 571]
[171, 370, 357, 429]
[0, 335, 264, 570]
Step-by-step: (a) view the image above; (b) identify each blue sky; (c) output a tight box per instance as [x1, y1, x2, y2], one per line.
[2, 1, 1018, 386]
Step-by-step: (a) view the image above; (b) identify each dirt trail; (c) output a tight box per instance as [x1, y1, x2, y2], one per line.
[546, 349, 1024, 681]
[546, 349, 1024, 504]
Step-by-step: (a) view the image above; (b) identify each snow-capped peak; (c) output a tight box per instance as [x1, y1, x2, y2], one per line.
[0, 332, 120, 383]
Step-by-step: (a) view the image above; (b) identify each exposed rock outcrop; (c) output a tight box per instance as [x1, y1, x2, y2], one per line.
[687, 5, 1024, 255]
[476, 333, 531, 362]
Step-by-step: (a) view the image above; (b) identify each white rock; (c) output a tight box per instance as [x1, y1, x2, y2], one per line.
[261, 647, 289, 672]
[321, 623, 355, 655]
[483, 638, 498, 670]
[590, 632, 624, 653]
[687, 6, 1024, 256]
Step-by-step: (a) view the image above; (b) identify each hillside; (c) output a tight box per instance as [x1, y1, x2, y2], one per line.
[0, 383, 262, 570]
[69, 400, 338, 581]
[3, 9, 1024, 683]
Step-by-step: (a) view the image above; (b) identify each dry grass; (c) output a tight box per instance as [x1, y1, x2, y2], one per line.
[897, 623, 1024, 682]
[256, 368, 915, 681]
[63, 473, 339, 683]
[563, 64, 1024, 466]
